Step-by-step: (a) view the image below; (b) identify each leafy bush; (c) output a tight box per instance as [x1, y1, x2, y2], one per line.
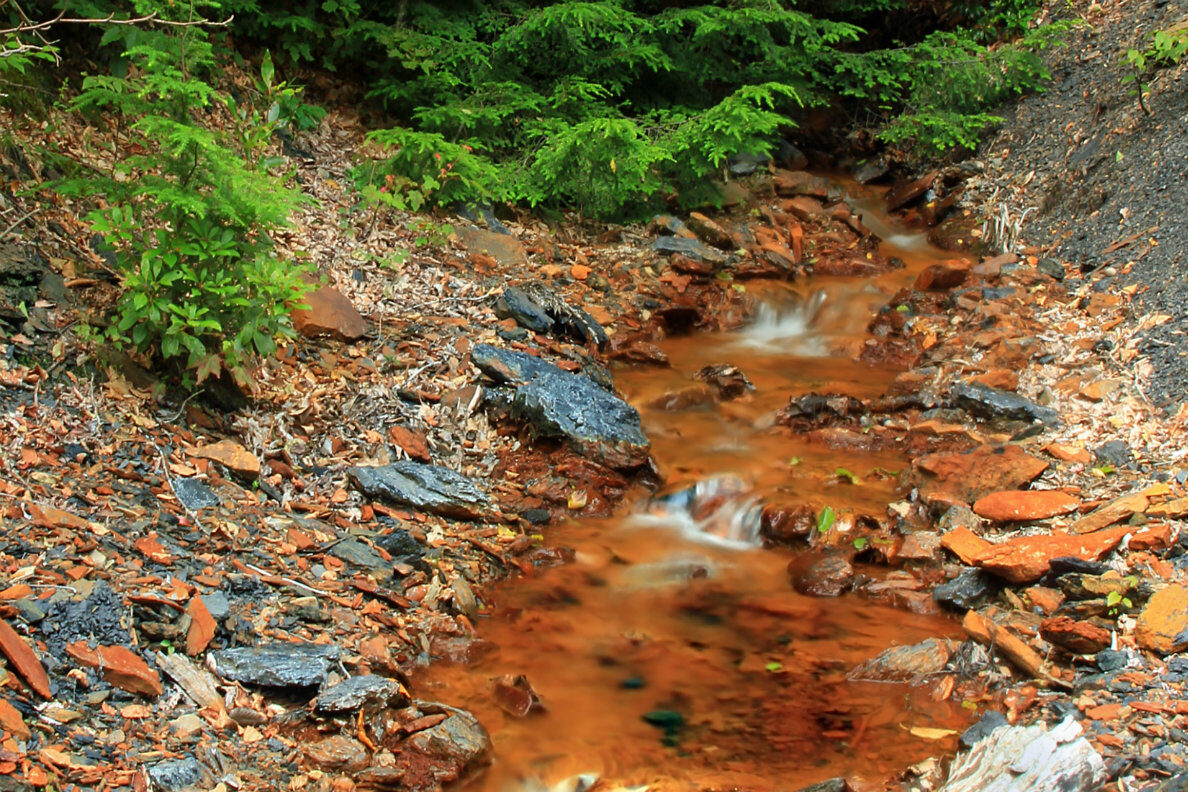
[1124, 21, 1188, 114]
[59, 15, 311, 386]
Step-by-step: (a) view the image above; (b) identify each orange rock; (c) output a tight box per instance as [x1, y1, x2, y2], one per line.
[1071, 491, 1149, 534]
[1040, 616, 1111, 655]
[1129, 523, 1174, 551]
[782, 196, 824, 220]
[191, 439, 260, 479]
[1136, 585, 1188, 655]
[0, 620, 50, 698]
[975, 526, 1131, 583]
[914, 444, 1049, 506]
[0, 699, 29, 739]
[1148, 496, 1188, 519]
[66, 642, 162, 697]
[134, 535, 173, 565]
[1085, 703, 1125, 721]
[969, 370, 1019, 391]
[1025, 586, 1065, 615]
[972, 490, 1081, 522]
[454, 225, 529, 268]
[292, 285, 368, 341]
[1045, 443, 1092, 464]
[388, 425, 431, 462]
[940, 527, 992, 565]
[914, 260, 970, 291]
[570, 264, 591, 280]
[1079, 379, 1122, 402]
[186, 596, 216, 656]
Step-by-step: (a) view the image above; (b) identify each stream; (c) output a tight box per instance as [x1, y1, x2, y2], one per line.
[415, 183, 973, 791]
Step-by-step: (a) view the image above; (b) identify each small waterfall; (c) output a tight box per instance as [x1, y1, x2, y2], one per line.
[735, 290, 827, 353]
[633, 475, 764, 550]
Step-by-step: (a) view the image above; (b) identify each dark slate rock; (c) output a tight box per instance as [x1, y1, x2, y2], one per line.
[950, 381, 1061, 427]
[495, 287, 552, 333]
[314, 675, 403, 713]
[651, 236, 727, 265]
[791, 779, 847, 792]
[330, 539, 390, 575]
[348, 461, 491, 520]
[651, 214, 690, 236]
[960, 710, 1008, 749]
[1049, 557, 1109, 576]
[147, 757, 204, 791]
[1037, 258, 1065, 280]
[453, 204, 510, 235]
[173, 477, 220, 511]
[1093, 440, 1131, 467]
[933, 567, 999, 611]
[14, 597, 44, 624]
[853, 158, 889, 184]
[201, 591, 231, 621]
[212, 643, 342, 689]
[727, 151, 770, 176]
[377, 529, 422, 558]
[41, 581, 131, 657]
[472, 344, 649, 469]
[1095, 649, 1132, 672]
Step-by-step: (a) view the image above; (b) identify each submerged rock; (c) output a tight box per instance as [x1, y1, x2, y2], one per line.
[472, 344, 649, 469]
[950, 382, 1061, 427]
[933, 568, 999, 612]
[788, 552, 854, 598]
[849, 637, 953, 682]
[349, 461, 491, 520]
[212, 643, 342, 689]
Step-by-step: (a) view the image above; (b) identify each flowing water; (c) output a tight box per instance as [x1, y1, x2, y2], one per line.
[415, 184, 972, 791]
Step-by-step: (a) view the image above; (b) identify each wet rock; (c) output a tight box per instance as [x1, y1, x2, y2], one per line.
[693, 364, 753, 400]
[761, 502, 818, 543]
[960, 710, 1008, 749]
[938, 505, 982, 533]
[1092, 440, 1131, 467]
[788, 552, 854, 598]
[212, 643, 342, 689]
[472, 344, 649, 469]
[899, 531, 942, 561]
[292, 285, 368, 341]
[491, 674, 545, 717]
[933, 568, 999, 612]
[647, 384, 716, 411]
[778, 392, 866, 427]
[783, 196, 825, 221]
[972, 490, 1081, 522]
[686, 212, 735, 250]
[848, 637, 952, 682]
[1040, 616, 1111, 655]
[147, 757, 205, 791]
[950, 382, 1061, 428]
[315, 674, 404, 714]
[349, 461, 491, 520]
[503, 282, 609, 348]
[853, 158, 889, 184]
[404, 702, 492, 782]
[773, 170, 830, 198]
[915, 260, 970, 291]
[938, 715, 1105, 792]
[173, 477, 220, 511]
[608, 339, 669, 367]
[914, 445, 1049, 506]
[330, 538, 391, 576]
[886, 170, 938, 212]
[954, 525, 1131, 584]
[650, 214, 694, 237]
[494, 287, 552, 333]
[652, 235, 727, 266]
[1136, 585, 1188, 655]
[306, 735, 369, 772]
[727, 151, 770, 176]
[455, 224, 528, 268]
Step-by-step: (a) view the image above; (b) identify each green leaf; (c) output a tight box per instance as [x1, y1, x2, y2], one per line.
[261, 51, 275, 90]
[835, 467, 859, 484]
[817, 506, 836, 533]
[853, 537, 868, 551]
[764, 661, 784, 672]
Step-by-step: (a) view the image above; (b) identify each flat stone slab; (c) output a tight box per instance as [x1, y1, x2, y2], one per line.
[472, 344, 649, 469]
[314, 675, 403, 713]
[348, 461, 491, 520]
[651, 236, 727, 264]
[951, 381, 1061, 427]
[212, 643, 342, 689]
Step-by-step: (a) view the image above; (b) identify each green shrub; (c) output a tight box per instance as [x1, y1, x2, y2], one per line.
[59, 16, 311, 387]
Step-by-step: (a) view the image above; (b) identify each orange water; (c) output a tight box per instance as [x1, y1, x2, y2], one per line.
[415, 184, 971, 792]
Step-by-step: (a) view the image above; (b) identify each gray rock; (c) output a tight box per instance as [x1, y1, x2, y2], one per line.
[314, 675, 403, 714]
[495, 287, 552, 333]
[147, 757, 205, 791]
[727, 151, 770, 176]
[212, 643, 342, 688]
[951, 382, 1061, 427]
[1092, 440, 1131, 467]
[651, 236, 727, 265]
[853, 158, 889, 184]
[201, 591, 230, 621]
[407, 701, 492, 772]
[650, 214, 690, 236]
[792, 778, 847, 792]
[173, 477, 220, 511]
[934, 567, 999, 612]
[473, 345, 650, 469]
[1037, 258, 1065, 281]
[330, 538, 390, 575]
[960, 710, 1008, 749]
[938, 505, 982, 533]
[14, 597, 44, 624]
[348, 461, 491, 520]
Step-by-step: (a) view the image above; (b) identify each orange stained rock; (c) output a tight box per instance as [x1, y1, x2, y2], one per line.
[972, 490, 1081, 522]
[65, 642, 162, 697]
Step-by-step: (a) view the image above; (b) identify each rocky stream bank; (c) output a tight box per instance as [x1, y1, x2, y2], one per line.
[1, 51, 1188, 792]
